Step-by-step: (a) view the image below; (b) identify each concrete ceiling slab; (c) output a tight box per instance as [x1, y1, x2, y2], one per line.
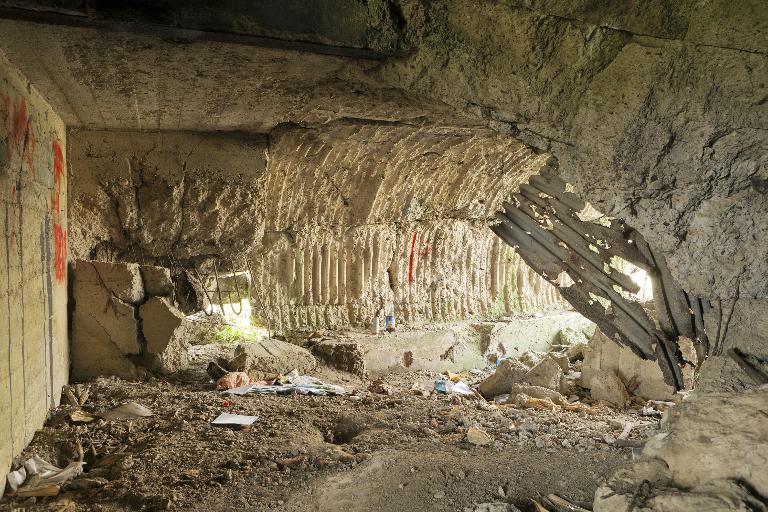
[0, 18, 463, 133]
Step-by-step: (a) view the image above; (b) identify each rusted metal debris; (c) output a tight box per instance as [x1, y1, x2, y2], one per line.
[491, 168, 710, 390]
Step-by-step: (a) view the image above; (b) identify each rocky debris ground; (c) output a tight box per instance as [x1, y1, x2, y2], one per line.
[1, 348, 662, 512]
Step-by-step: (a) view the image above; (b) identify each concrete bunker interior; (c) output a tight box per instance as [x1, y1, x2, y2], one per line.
[0, 2, 766, 512]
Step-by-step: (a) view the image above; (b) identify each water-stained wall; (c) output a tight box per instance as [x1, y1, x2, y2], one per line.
[0, 52, 68, 496]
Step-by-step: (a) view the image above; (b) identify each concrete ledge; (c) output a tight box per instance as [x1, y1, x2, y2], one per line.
[315, 311, 594, 376]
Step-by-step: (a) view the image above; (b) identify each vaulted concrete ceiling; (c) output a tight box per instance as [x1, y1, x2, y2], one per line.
[0, 17, 464, 132]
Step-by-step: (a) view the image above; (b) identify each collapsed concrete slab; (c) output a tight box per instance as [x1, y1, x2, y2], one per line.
[71, 259, 189, 379]
[588, 370, 630, 408]
[139, 297, 190, 374]
[478, 358, 528, 399]
[230, 339, 317, 380]
[581, 328, 675, 401]
[71, 261, 142, 380]
[526, 355, 566, 394]
[140, 265, 174, 297]
[312, 340, 367, 376]
[558, 327, 590, 361]
[76, 260, 145, 304]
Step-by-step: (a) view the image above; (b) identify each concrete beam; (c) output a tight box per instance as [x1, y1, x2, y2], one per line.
[0, 1, 392, 59]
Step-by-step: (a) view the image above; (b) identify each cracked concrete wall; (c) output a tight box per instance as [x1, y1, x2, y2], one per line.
[0, 52, 68, 497]
[68, 124, 569, 330]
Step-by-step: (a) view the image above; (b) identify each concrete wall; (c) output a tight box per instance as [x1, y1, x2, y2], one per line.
[67, 126, 570, 331]
[0, 52, 68, 496]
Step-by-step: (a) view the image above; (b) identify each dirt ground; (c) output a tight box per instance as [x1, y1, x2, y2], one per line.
[1, 344, 658, 512]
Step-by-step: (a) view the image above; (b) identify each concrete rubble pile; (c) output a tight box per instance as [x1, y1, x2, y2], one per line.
[477, 324, 681, 409]
[71, 260, 191, 380]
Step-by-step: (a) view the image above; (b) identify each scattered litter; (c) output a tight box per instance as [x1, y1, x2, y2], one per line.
[466, 426, 493, 446]
[6, 456, 84, 496]
[452, 381, 474, 396]
[69, 409, 96, 424]
[434, 379, 451, 394]
[384, 315, 396, 332]
[211, 413, 259, 426]
[617, 422, 634, 441]
[216, 371, 251, 390]
[434, 379, 474, 396]
[14, 483, 60, 498]
[69, 477, 108, 490]
[100, 402, 153, 420]
[367, 378, 393, 395]
[224, 374, 346, 397]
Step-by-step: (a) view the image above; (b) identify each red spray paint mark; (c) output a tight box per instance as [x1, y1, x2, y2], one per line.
[408, 231, 417, 283]
[53, 223, 67, 282]
[417, 244, 433, 257]
[51, 141, 64, 214]
[13, 98, 26, 143]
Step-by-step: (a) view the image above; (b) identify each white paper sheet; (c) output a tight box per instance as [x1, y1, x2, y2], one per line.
[211, 413, 259, 426]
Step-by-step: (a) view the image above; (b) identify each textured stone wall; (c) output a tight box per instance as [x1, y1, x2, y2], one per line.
[0, 52, 68, 497]
[68, 124, 568, 330]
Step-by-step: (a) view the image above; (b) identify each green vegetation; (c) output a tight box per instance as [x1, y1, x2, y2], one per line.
[214, 318, 269, 344]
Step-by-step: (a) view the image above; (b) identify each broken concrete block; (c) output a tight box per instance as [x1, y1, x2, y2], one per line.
[312, 340, 366, 376]
[526, 356, 565, 393]
[518, 350, 546, 368]
[589, 370, 630, 407]
[558, 326, 589, 347]
[140, 265, 174, 297]
[139, 297, 189, 374]
[74, 260, 144, 304]
[230, 339, 317, 379]
[558, 327, 590, 361]
[478, 358, 528, 399]
[566, 341, 589, 362]
[582, 327, 675, 400]
[548, 352, 570, 373]
[71, 262, 142, 380]
[466, 426, 493, 446]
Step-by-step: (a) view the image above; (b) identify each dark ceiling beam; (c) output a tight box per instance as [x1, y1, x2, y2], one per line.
[0, 4, 386, 60]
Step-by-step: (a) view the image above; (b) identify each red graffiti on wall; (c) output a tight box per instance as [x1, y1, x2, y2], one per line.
[13, 97, 26, 144]
[408, 231, 417, 283]
[53, 223, 67, 282]
[51, 140, 66, 282]
[51, 141, 64, 214]
[1, 96, 36, 172]
[417, 244, 433, 257]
